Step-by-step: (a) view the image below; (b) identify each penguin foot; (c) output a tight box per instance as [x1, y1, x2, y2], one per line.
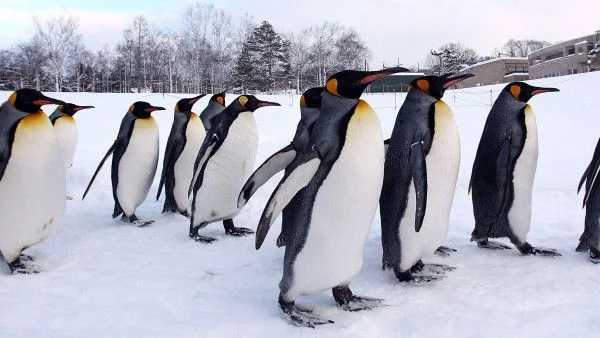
[393, 267, 446, 284]
[8, 257, 42, 274]
[223, 219, 254, 237]
[476, 239, 512, 250]
[435, 246, 457, 257]
[422, 263, 456, 274]
[190, 234, 217, 244]
[589, 249, 600, 264]
[132, 220, 154, 227]
[332, 286, 384, 312]
[179, 210, 191, 218]
[276, 234, 286, 247]
[278, 295, 334, 328]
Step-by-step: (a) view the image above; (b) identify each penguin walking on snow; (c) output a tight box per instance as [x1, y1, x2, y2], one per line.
[189, 95, 280, 243]
[199, 92, 226, 131]
[0, 89, 66, 273]
[83, 102, 165, 226]
[238, 87, 324, 247]
[156, 94, 206, 217]
[577, 137, 600, 263]
[49, 103, 95, 171]
[470, 82, 560, 256]
[380, 73, 473, 283]
[255, 67, 408, 327]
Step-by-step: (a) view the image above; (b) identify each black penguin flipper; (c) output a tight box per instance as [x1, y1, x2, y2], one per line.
[157, 132, 185, 200]
[238, 144, 297, 209]
[578, 164, 590, 195]
[495, 133, 515, 220]
[82, 142, 116, 200]
[580, 138, 600, 207]
[256, 151, 321, 250]
[384, 138, 390, 155]
[189, 133, 221, 196]
[410, 141, 427, 232]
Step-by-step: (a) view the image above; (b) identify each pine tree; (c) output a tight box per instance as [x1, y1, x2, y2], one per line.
[245, 21, 289, 93]
[234, 42, 253, 94]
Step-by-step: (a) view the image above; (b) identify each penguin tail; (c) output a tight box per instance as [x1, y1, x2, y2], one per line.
[161, 198, 178, 214]
[112, 204, 124, 219]
[576, 241, 590, 252]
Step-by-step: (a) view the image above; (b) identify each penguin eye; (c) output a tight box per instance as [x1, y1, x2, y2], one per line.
[510, 85, 521, 100]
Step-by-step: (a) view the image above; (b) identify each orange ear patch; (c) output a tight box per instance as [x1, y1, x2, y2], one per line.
[216, 96, 224, 106]
[326, 78, 339, 96]
[510, 85, 521, 100]
[238, 96, 248, 106]
[417, 79, 430, 93]
[8, 92, 17, 106]
[128, 104, 134, 112]
[299, 95, 306, 108]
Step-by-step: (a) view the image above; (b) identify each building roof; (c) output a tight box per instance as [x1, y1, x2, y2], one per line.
[460, 57, 528, 72]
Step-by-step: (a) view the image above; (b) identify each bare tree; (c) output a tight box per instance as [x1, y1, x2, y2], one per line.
[34, 13, 81, 92]
[502, 39, 551, 57]
[334, 28, 370, 71]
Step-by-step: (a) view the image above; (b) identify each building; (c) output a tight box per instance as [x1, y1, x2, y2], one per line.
[529, 31, 600, 79]
[368, 72, 425, 93]
[457, 57, 529, 88]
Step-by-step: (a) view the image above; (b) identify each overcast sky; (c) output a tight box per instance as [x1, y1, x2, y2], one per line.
[1, 0, 599, 68]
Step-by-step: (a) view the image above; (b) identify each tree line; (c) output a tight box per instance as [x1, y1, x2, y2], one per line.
[0, 3, 371, 94]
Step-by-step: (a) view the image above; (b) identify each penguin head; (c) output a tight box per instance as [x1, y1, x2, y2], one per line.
[128, 101, 166, 118]
[210, 92, 226, 107]
[325, 67, 409, 99]
[505, 82, 560, 103]
[235, 95, 281, 112]
[175, 94, 206, 113]
[300, 87, 324, 109]
[8, 88, 66, 113]
[58, 103, 95, 116]
[410, 73, 475, 100]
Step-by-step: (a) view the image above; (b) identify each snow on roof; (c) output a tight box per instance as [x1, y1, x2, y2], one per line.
[460, 57, 528, 71]
[388, 72, 426, 76]
[504, 72, 529, 77]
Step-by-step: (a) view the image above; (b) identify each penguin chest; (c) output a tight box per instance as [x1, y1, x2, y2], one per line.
[508, 105, 538, 242]
[0, 113, 65, 262]
[290, 101, 384, 296]
[173, 114, 205, 209]
[193, 112, 258, 222]
[116, 118, 159, 215]
[53, 116, 78, 171]
[398, 101, 461, 271]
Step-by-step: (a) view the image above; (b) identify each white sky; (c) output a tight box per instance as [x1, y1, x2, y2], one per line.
[1, 0, 599, 68]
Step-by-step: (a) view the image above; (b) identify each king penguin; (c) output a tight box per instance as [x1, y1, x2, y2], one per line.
[238, 87, 324, 247]
[380, 73, 473, 283]
[49, 103, 95, 171]
[0, 89, 66, 273]
[577, 137, 600, 263]
[83, 102, 165, 226]
[199, 92, 226, 131]
[469, 82, 560, 256]
[189, 95, 280, 243]
[156, 94, 206, 217]
[255, 67, 408, 327]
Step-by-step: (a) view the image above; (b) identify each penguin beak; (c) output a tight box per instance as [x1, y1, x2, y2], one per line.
[189, 94, 207, 105]
[443, 74, 475, 89]
[359, 66, 410, 85]
[73, 105, 95, 112]
[144, 106, 166, 113]
[531, 86, 560, 96]
[33, 95, 66, 106]
[256, 100, 281, 108]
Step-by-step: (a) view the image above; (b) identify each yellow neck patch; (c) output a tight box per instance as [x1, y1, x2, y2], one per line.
[8, 92, 17, 106]
[326, 79, 339, 96]
[510, 85, 521, 100]
[417, 79, 430, 94]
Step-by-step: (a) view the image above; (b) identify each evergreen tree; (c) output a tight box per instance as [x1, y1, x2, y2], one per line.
[234, 42, 253, 94]
[245, 21, 289, 93]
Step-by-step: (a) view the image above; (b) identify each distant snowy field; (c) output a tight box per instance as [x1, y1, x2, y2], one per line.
[0, 72, 599, 337]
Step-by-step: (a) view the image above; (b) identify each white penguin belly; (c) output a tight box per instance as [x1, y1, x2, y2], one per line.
[289, 101, 384, 298]
[508, 105, 537, 243]
[398, 101, 460, 272]
[173, 114, 205, 211]
[192, 112, 257, 223]
[54, 116, 78, 171]
[0, 113, 66, 262]
[116, 118, 159, 216]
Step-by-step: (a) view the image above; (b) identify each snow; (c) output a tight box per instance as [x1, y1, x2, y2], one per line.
[0, 72, 599, 337]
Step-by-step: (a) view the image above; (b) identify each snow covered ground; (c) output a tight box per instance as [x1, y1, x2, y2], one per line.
[0, 72, 599, 337]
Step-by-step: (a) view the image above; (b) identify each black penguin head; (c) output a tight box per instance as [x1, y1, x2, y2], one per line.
[8, 88, 66, 113]
[325, 67, 409, 99]
[210, 92, 226, 107]
[505, 82, 560, 103]
[300, 87, 324, 109]
[58, 103, 95, 116]
[234, 95, 280, 112]
[175, 94, 206, 113]
[410, 73, 475, 100]
[128, 101, 166, 118]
